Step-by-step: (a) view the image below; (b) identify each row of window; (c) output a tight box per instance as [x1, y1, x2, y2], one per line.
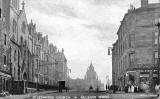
[117, 31, 159, 73]
[118, 55, 128, 74]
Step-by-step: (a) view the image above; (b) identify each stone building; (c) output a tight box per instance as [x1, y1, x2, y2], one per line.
[55, 49, 68, 84]
[69, 63, 104, 91]
[0, 0, 12, 92]
[112, 0, 160, 90]
[0, 0, 68, 93]
[28, 23, 68, 87]
[84, 62, 104, 91]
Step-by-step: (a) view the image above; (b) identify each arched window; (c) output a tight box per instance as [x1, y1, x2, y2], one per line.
[12, 19, 17, 33]
[14, 50, 17, 61]
[22, 22, 26, 33]
[20, 36, 23, 45]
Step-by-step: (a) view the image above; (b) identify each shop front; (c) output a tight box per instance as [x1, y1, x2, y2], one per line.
[139, 70, 158, 86]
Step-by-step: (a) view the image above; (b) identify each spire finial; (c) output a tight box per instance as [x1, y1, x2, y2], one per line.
[91, 61, 92, 65]
[22, 1, 25, 9]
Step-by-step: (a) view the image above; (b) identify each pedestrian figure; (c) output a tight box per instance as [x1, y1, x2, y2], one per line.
[155, 85, 160, 99]
[125, 85, 128, 93]
[137, 86, 139, 92]
[128, 86, 131, 93]
[134, 85, 137, 93]
[131, 85, 134, 93]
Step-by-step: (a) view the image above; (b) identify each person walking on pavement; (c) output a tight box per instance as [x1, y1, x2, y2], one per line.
[155, 84, 160, 99]
[131, 85, 134, 93]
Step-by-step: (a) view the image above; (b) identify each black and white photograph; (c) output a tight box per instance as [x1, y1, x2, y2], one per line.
[0, 0, 160, 99]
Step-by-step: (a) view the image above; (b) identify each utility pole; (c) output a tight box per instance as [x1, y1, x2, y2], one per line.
[67, 68, 71, 92]
[106, 75, 109, 91]
[9, 45, 12, 94]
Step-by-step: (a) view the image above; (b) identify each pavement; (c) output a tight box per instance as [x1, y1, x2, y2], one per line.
[0, 90, 158, 99]
[112, 93, 157, 99]
[0, 90, 57, 99]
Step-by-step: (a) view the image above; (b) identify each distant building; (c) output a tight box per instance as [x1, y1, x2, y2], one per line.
[84, 62, 104, 91]
[112, 0, 160, 90]
[69, 63, 104, 91]
[70, 78, 86, 91]
[55, 49, 68, 84]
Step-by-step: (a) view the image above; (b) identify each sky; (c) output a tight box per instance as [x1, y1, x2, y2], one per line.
[21, 0, 159, 85]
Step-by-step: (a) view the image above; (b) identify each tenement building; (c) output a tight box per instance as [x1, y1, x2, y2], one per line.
[112, 0, 160, 90]
[0, 0, 68, 94]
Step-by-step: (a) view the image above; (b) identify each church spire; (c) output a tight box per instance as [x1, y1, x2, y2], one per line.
[89, 61, 94, 70]
[90, 61, 92, 65]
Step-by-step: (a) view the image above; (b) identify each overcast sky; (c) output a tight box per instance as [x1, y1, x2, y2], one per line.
[22, 0, 159, 85]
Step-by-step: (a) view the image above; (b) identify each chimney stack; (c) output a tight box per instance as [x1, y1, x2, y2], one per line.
[141, 0, 148, 8]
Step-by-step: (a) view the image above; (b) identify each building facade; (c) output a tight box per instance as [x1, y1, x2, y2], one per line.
[0, 0, 68, 93]
[69, 63, 104, 91]
[112, 0, 160, 90]
[84, 63, 104, 91]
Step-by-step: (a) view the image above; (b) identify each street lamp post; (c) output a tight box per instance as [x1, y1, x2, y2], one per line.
[155, 18, 160, 85]
[67, 68, 71, 92]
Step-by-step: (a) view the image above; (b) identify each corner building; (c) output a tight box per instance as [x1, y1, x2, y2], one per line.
[112, 0, 160, 90]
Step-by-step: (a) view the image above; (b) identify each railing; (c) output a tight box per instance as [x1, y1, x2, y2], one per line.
[27, 81, 37, 89]
[39, 83, 59, 90]
[11, 80, 59, 94]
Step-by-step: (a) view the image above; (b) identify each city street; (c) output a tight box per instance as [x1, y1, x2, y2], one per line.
[10, 91, 156, 99]
[1, 0, 160, 99]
